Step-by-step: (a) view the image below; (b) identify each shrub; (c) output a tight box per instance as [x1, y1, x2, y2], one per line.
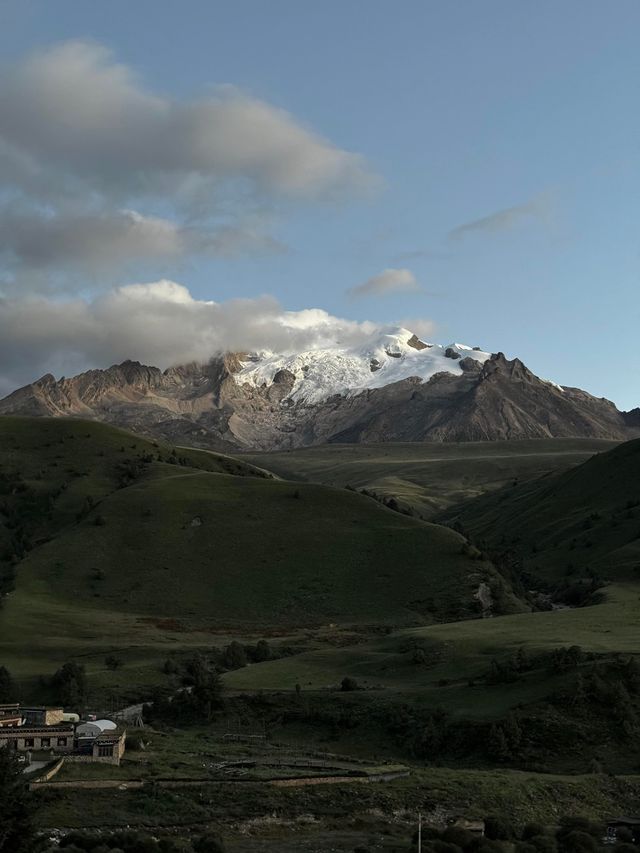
[485, 815, 516, 841]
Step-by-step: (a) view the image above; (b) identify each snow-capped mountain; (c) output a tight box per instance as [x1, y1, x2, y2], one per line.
[234, 328, 492, 404]
[0, 328, 637, 451]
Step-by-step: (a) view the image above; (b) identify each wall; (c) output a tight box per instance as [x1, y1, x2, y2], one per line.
[66, 752, 121, 766]
[44, 708, 65, 726]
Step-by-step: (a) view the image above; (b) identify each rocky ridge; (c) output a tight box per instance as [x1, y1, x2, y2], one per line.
[0, 329, 636, 451]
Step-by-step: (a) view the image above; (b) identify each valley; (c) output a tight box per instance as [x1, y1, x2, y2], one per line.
[2, 415, 640, 851]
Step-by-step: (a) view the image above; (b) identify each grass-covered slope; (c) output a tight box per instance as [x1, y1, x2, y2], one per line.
[14, 471, 498, 627]
[0, 417, 517, 690]
[443, 437, 640, 582]
[0, 417, 264, 594]
[242, 439, 616, 518]
[225, 582, 640, 716]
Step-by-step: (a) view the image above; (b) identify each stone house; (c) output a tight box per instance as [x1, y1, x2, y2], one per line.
[0, 703, 126, 765]
[93, 730, 126, 764]
[0, 724, 75, 753]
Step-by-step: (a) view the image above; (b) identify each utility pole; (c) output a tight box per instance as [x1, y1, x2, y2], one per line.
[418, 813, 422, 853]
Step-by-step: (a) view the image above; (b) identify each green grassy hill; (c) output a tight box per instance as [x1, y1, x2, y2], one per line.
[242, 439, 615, 518]
[225, 582, 640, 710]
[0, 417, 520, 696]
[442, 437, 640, 582]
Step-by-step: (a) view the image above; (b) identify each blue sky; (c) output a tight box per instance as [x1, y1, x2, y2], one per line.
[1, 0, 639, 407]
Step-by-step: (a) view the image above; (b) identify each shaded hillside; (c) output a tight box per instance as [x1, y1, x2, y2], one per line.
[0, 416, 265, 600]
[0, 417, 525, 692]
[441, 438, 640, 582]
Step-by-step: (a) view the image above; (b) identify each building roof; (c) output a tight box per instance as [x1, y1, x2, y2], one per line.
[0, 724, 73, 736]
[20, 706, 65, 711]
[95, 729, 125, 742]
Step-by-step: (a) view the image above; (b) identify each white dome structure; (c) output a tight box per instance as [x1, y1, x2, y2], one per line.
[76, 719, 117, 739]
[94, 719, 117, 731]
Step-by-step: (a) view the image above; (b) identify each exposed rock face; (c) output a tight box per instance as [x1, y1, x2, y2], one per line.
[0, 345, 637, 451]
[623, 408, 640, 428]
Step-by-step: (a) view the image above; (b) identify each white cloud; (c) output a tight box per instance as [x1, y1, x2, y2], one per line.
[348, 267, 419, 299]
[0, 40, 374, 285]
[0, 41, 372, 199]
[0, 208, 286, 286]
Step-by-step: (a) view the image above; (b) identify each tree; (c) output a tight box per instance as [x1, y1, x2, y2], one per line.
[162, 658, 178, 675]
[0, 666, 15, 702]
[612, 682, 637, 728]
[487, 724, 510, 762]
[254, 639, 271, 663]
[522, 823, 548, 841]
[52, 662, 88, 708]
[185, 655, 223, 721]
[556, 818, 603, 853]
[341, 676, 358, 692]
[222, 641, 247, 670]
[557, 832, 598, 853]
[502, 713, 523, 753]
[193, 835, 226, 853]
[484, 815, 516, 841]
[0, 746, 37, 852]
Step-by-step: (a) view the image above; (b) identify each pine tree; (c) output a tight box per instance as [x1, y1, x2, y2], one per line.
[503, 713, 523, 752]
[52, 661, 88, 708]
[572, 674, 588, 712]
[488, 723, 510, 761]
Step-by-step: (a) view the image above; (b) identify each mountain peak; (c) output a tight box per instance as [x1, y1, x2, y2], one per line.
[233, 328, 493, 404]
[0, 333, 636, 451]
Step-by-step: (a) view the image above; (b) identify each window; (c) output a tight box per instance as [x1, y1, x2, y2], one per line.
[57, 737, 67, 747]
[24, 738, 34, 748]
[97, 744, 113, 757]
[41, 738, 50, 748]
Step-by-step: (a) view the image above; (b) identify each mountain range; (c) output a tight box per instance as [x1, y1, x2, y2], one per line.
[1, 328, 637, 450]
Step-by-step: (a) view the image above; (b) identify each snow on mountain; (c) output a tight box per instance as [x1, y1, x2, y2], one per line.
[234, 327, 493, 404]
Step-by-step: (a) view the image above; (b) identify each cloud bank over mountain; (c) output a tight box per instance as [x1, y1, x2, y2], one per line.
[0, 281, 399, 396]
[0, 42, 402, 396]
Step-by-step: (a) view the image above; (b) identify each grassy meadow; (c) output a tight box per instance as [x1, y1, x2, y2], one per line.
[224, 582, 640, 715]
[242, 438, 616, 518]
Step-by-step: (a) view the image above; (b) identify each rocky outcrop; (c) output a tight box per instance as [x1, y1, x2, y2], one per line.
[0, 351, 637, 451]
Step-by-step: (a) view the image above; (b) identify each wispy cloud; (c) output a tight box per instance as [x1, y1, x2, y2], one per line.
[446, 192, 553, 242]
[391, 248, 453, 263]
[348, 267, 419, 299]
